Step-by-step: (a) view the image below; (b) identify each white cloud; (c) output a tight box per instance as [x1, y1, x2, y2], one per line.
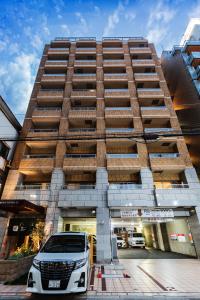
[103, 2, 124, 36]
[75, 12, 88, 33]
[31, 35, 43, 51]
[0, 53, 39, 114]
[147, 0, 176, 28]
[0, 40, 7, 52]
[189, 1, 200, 18]
[146, 0, 176, 45]
[61, 24, 70, 35]
[124, 12, 136, 22]
[43, 26, 50, 36]
[9, 42, 20, 55]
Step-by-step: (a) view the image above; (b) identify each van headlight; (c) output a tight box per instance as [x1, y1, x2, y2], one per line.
[33, 259, 40, 270]
[74, 258, 86, 270]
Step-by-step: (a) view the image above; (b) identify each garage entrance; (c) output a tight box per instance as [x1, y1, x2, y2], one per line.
[111, 210, 197, 259]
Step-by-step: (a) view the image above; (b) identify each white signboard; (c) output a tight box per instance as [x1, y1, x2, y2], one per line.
[120, 209, 174, 218]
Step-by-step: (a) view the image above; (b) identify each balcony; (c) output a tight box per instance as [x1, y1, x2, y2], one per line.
[74, 60, 96, 67]
[134, 73, 159, 81]
[10, 183, 50, 203]
[132, 59, 155, 67]
[105, 107, 132, 117]
[68, 128, 96, 133]
[71, 89, 96, 98]
[196, 65, 200, 79]
[32, 107, 61, 123]
[37, 89, 64, 100]
[108, 182, 154, 207]
[73, 73, 96, 81]
[103, 47, 124, 54]
[188, 52, 200, 67]
[58, 183, 99, 208]
[144, 127, 174, 133]
[27, 128, 58, 137]
[104, 73, 128, 81]
[154, 182, 200, 207]
[104, 88, 129, 98]
[103, 59, 125, 67]
[107, 154, 140, 171]
[130, 47, 151, 54]
[141, 106, 170, 118]
[41, 74, 66, 83]
[45, 60, 68, 67]
[68, 107, 96, 118]
[137, 88, 164, 98]
[149, 153, 185, 170]
[48, 48, 69, 55]
[63, 154, 97, 171]
[19, 155, 55, 171]
[75, 47, 96, 54]
[183, 40, 200, 53]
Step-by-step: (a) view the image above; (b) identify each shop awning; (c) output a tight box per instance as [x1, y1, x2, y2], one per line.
[0, 200, 45, 214]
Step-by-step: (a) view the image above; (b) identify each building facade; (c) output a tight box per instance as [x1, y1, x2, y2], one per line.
[161, 21, 200, 176]
[1, 37, 200, 262]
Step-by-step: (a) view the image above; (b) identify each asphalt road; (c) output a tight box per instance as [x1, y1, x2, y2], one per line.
[117, 247, 195, 259]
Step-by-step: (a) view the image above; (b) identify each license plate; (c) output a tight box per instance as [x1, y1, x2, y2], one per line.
[48, 280, 60, 288]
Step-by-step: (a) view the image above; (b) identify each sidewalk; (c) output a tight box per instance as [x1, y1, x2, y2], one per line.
[0, 259, 200, 299]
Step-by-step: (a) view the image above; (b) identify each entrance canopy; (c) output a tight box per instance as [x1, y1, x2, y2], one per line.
[0, 199, 45, 214]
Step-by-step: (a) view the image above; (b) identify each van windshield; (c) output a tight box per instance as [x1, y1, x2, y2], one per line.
[132, 233, 143, 238]
[41, 235, 85, 253]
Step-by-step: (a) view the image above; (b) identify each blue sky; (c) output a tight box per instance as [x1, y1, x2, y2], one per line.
[0, 0, 200, 122]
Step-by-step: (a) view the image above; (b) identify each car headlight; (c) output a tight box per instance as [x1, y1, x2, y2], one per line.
[74, 258, 86, 270]
[33, 259, 40, 270]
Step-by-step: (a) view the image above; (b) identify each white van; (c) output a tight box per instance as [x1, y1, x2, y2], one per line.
[128, 232, 145, 248]
[26, 232, 90, 294]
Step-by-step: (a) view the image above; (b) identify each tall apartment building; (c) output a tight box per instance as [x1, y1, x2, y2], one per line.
[161, 19, 200, 176]
[1, 37, 200, 262]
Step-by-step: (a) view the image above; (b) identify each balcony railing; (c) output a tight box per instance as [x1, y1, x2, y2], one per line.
[105, 107, 131, 110]
[103, 59, 124, 62]
[49, 47, 69, 50]
[103, 47, 123, 50]
[109, 183, 142, 189]
[105, 88, 129, 92]
[73, 73, 96, 76]
[107, 154, 138, 158]
[106, 128, 133, 132]
[141, 106, 166, 110]
[144, 128, 174, 133]
[76, 47, 96, 50]
[23, 154, 55, 159]
[72, 89, 96, 92]
[65, 154, 96, 158]
[75, 60, 96, 62]
[15, 184, 50, 190]
[46, 60, 68, 62]
[35, 107, 61, 111]
[154, 183, 189, 189]
[149, 153, 180, 158]
[63, 184, 96, 190]
[137, 88, 162, 92]
[43, 74, 66, 76]
[71, 107, 96, 111]
[29, 129, 58, 133]
[69, 128, 96, 132]
[39, 89, 64, 92]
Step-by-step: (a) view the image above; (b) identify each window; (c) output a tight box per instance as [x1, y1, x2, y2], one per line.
[0, 142, 9, 159]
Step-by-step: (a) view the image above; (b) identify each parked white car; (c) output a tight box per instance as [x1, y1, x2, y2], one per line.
[26, 232, 90, 294]
[128, 233, 145, 248]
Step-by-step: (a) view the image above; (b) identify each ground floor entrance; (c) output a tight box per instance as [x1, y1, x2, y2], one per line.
[111, 208, 197, 259]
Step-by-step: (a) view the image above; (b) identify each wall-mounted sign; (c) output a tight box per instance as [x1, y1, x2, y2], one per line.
[120, 209, 174, 218]
[170, 233, 178, 240]
[177, 234, 186, 242]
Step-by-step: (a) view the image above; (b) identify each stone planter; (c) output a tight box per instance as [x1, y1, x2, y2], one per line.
[0, 255, 35, 282]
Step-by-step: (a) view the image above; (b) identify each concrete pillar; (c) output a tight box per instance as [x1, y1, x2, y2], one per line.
[95, 168, 112, 263]
[44, 168, 64, 238]
[0, 216, 10, 258]
[184, 167, 200, 188]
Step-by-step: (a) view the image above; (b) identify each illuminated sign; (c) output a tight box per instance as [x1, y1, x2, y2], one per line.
[120, 209, 174, 218]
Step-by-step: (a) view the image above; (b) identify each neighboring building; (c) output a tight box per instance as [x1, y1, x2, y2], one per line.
[180, 18, 200, 45]
[0, 96, 21, 197]
[161, 22, 200, 176]
[1, 37, 200, 262]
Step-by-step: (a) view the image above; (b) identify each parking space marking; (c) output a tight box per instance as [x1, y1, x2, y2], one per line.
[137, 265, 168, 291]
